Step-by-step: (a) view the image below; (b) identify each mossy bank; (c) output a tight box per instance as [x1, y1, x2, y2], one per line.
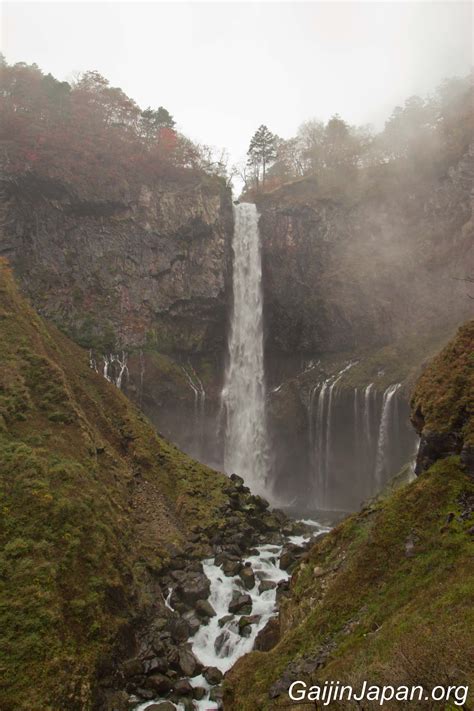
[224, 323, 474, 710]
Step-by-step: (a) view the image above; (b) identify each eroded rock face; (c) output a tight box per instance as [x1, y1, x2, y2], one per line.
[256, 145, 473, 357]
[2, 174, 233, 354]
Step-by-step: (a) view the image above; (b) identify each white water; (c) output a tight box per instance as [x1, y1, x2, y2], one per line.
[101, 352, 129, 389]
[374, 383, 401, 485]
[191, 545, 289, 674]
[310, 363, 355, 509]
[363, 383, 375, 447]
[222, 203, 268, 495]
[182, 363, 206, 457]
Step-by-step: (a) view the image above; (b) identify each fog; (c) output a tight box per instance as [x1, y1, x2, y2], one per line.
[1, 1, 472, 167]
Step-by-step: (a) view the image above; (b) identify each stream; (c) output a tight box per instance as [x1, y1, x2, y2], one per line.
[136, 520, 329, 710]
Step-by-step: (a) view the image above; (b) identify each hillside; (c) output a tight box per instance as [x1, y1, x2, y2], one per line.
[224, 322, 474, 709]
[0, 259, 249, 710]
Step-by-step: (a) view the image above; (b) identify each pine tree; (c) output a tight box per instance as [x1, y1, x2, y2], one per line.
[247, 124, 277, 188]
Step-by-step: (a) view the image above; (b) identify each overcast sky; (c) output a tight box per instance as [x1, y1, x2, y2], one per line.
[1, 1, 473, 168]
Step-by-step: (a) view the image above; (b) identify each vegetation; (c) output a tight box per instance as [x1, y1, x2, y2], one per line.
[412, 321, 474, 444]
[225, 325, 474, 709]
[0, 259, 232, 710]
[0, 57, 230, 199]
[225, 455, 474, 709]
[240, 73, 473, 195]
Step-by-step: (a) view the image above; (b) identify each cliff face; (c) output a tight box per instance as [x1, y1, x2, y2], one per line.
[257, 144, 474, 359]
[2, 173, 233, 354]
[2, 146, 472, 505]
[224, 323, 474, 710]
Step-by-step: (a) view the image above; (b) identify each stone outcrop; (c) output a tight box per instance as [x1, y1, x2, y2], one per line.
[1, 173, 233, 354]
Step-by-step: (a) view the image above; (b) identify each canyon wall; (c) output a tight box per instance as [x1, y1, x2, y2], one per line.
[2, 143, 473, 509]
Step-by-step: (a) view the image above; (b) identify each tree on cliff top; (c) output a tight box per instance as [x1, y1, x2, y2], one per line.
[247, 125, 277, 189]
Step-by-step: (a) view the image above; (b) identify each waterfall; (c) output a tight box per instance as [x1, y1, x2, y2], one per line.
[374, 383, 401, 486]
[314, 380, 329, 506]
[102, 352, 129, 389]
[363, 383, 375, 446]
[222, 203, 268, 495]
[182, 363, 206, 457]
[309, 362, 355, 509]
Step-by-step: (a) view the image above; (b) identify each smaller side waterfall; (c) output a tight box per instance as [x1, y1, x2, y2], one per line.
[363, 383, 375, 446]
[374, 383, 402, 486]
[99, 352, 129, 389]
[182, 363, 206, 458]
[310, 362, 355, 509]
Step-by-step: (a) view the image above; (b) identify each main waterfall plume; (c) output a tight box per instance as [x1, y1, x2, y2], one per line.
[222, 202, 269, 495]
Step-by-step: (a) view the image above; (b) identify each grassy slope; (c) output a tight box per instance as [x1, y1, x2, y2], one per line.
[225, 329, 474, 709]
[0, 259, 231, 710]
[412, 320, 474, 445]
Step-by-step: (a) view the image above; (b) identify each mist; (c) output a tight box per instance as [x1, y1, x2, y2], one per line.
[2, 1, 472, 169]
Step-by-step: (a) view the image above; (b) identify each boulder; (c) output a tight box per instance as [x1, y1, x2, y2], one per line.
[195, 599, 216, 619]
[183, 610, 201, 636]
[259, 579, 277, 593]
[166, 616, 189, 643]
[238, 563, 256, 590]
[174, 678, 194, 696]
[178, 646, 201, 677]
[121, 658, 143, 678]
[279, 543, 305, 571]
[203, 666, 223, 685]
[254, 617, 280, 651]
[209, 685, 224, 703]
[144, 673, 173, 694]
[222, 557, 243, 577]
[228, 593, 252, 615]
[177, 572, 210, 604]
[193, 686, 207, 700]
[218, 614, 234, 627]
[143, 656, 168, 675]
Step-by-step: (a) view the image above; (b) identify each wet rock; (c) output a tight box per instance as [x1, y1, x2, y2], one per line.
[218, 614, 234, 627]
[176, 572, 210, 604]
[203, 666, 223, 685]
[276, 579, 291, 602]
[279, 543, 306, 571]
[230, 473, 245, 489]
[209, 684, 224, 703]
[127, 695, 141, 709]
[195, 599, 216, 619]
[238, 614, 261, 636]
[218, 555, 242, 577]
[239, 563, 256, 590]
[178, 646, 201, 677]
[174, 678, 194, 696]
[145, 703, 177, 711]
[145, 673, 173, 694]
[193, 686, 207, 700]
[254, 617, 279, 651]
[228, 592, 252, 615]
[259, 579, 277, 593]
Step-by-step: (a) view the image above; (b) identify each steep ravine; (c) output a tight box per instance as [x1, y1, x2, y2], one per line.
[224, 322, 474, 710]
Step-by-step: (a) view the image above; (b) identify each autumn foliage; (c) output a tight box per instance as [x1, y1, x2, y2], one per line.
[0, 58, 205, 199]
